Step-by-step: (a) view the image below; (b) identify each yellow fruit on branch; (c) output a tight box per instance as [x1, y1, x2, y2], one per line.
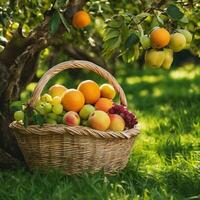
[169, 33, 186, 52]
[162, 49, 173, 70]
[145, 49, 165, 68]
[176, 29, 192, 44]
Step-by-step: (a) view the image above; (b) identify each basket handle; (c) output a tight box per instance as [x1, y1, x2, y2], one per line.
[29, 60, 127, 108]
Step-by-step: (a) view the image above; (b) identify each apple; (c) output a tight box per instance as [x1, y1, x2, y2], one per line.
[109, 114, 125, 131]
[79, 104, 95, 120]
[63, 111, 80, 126]
[88, 110, 110, 131]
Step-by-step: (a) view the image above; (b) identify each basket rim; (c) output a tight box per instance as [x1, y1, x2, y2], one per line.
[10, 121, 140, 139]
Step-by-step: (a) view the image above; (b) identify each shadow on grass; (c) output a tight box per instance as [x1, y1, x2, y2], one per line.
[1, 66, 200, 200]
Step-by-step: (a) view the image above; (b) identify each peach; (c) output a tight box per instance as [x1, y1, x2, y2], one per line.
[88, 110, 110, 131]
[100, 84, 116, 99]
[95, 98, 113, 112]
[109, 114, 125, 131]
[48, 84, 67, 98]
[63, 111, 80, 126]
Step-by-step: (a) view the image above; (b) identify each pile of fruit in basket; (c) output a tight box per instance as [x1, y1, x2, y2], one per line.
[13, 80, 137, 132]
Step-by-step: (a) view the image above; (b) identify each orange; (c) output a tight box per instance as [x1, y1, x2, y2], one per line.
[100, 84, 116, 99]
[48, 84, 67, 98]
[72, 11, 91, 28]
[61, 89, 85, 112]
[95, 98, 113, 112]
[77, 80, 100, 104]
[150, 27, 170, 49]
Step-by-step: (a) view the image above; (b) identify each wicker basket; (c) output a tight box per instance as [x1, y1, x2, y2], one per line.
[10, 60, 139, 174]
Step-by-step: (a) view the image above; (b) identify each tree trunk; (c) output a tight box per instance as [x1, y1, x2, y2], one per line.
[0, 0, 86, 168]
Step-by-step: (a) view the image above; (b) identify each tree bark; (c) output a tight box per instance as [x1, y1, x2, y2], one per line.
[0, 0, 86, 168]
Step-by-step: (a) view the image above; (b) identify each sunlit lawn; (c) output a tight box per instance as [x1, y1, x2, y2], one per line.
[0, 64, 200, 200]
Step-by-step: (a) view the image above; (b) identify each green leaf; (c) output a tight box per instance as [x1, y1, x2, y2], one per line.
[49, 10, 61, 35]
[133, 44, 140, 60]
[32, 114, 45, 127]
[125, 33, 140, 49]
[58, 11, 70, 33]
[166, 4, 184, 20]
[180, 16, 189, 24]
[122, 48, 134, 63]
[134, 12, 151, 24]
[107, 20, 122, 28]
[54, 0, 68, 8]
[23, 111, 29, 128]
[10, 101, 23, 112]
[103, 36, 121, 51]
[156, 15, 164, 25]
[103, 30, 120, 41]
[103, 36, 122, 58]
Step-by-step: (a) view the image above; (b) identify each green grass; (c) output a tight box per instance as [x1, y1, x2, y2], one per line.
[1, 64, 200, 200]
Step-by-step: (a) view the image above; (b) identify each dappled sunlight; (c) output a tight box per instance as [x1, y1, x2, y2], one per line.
[170, 64, 200, 80]
[189, 83, 200, 94]
[139, 115, 161, 133]
[126, 75, 164, 85]
[160, 104, 172, 112]
[139, 89, 149, 97]
[152, 87, 163, 97]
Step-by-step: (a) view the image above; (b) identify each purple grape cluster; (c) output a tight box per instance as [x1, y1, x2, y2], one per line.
[108, 104, 138, 129]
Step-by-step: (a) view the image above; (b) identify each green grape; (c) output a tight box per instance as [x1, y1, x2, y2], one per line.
[52, 104, 63, 115]
[14, 111, 24, 121]
[35, 102, 46, 115]
[46, 118, 57, 124]
[43, 102, 52, 114]
[51, 96, 61, 105]
[41, 94, 52, 103]
[47, 113, 57, 120]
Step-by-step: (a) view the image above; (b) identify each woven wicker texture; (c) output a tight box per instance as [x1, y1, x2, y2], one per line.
[10, 60, 140, 174]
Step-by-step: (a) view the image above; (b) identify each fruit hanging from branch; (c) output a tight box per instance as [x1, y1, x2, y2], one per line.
[100, 3, 195, 69]
[72, 10, 91, 28]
